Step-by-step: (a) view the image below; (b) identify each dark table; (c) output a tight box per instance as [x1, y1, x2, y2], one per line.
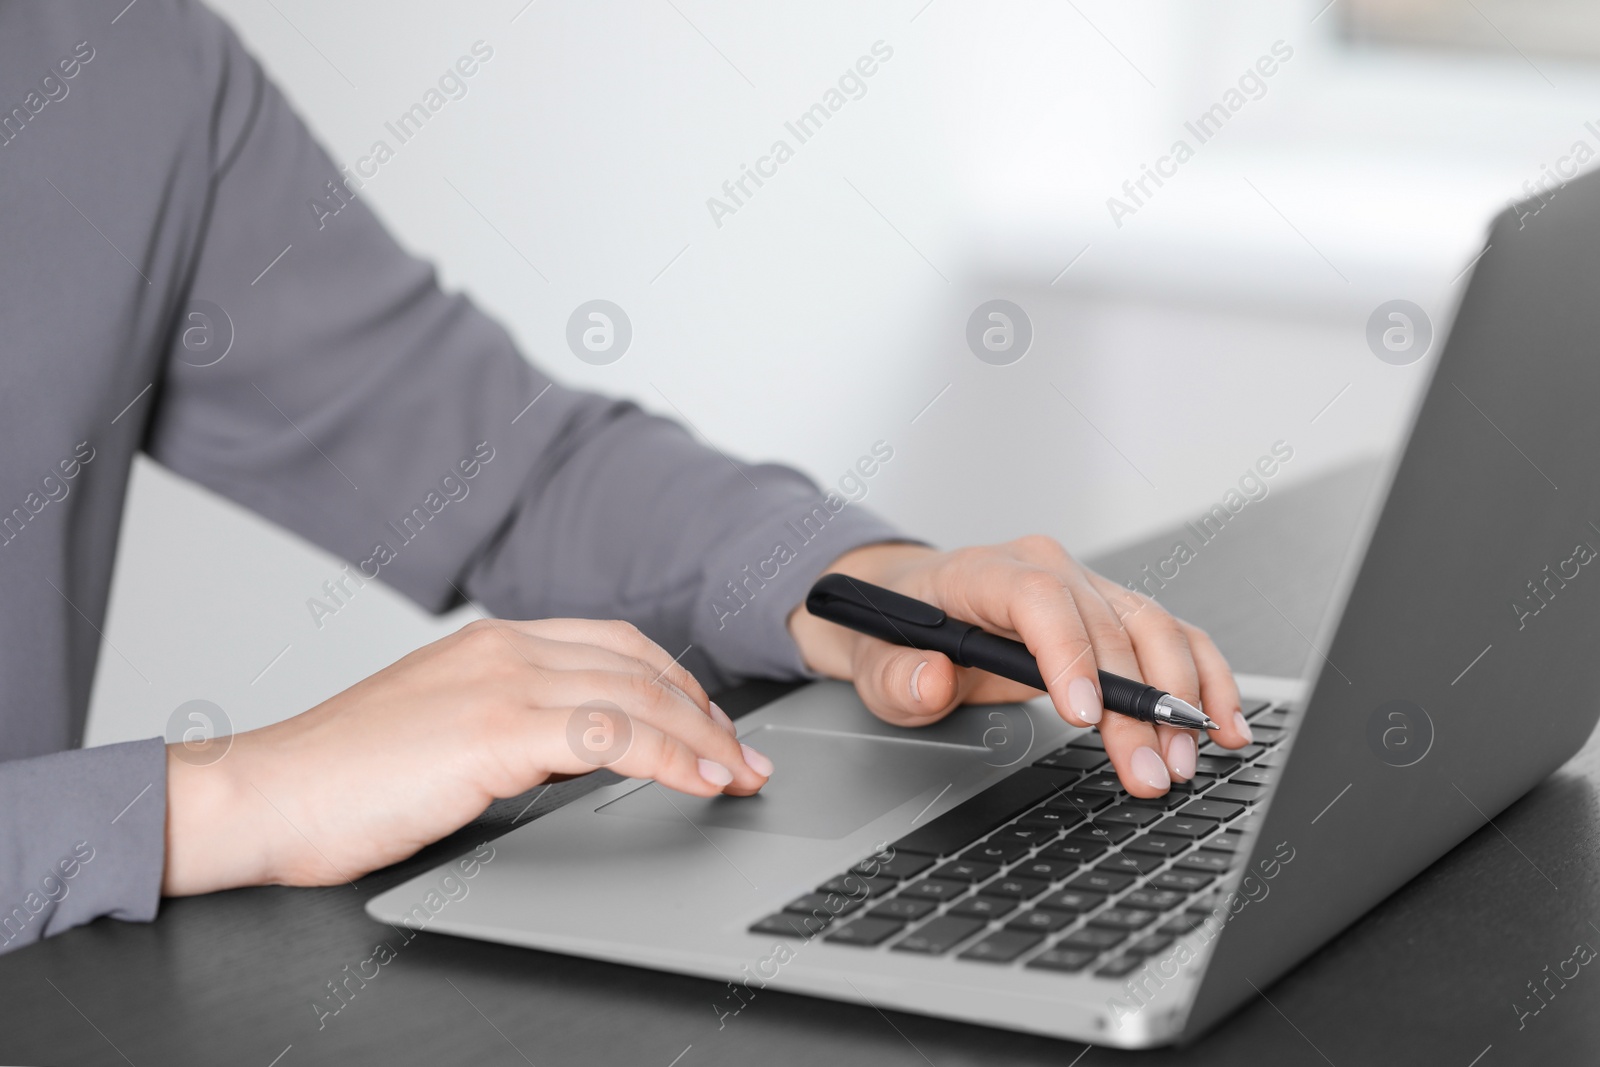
[6, 461, 1599, 1066]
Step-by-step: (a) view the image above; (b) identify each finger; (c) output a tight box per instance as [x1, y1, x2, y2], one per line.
[928, 553, 1106, 728]
[847, 638, 965, 726]
[500, 618, 731, 735]
[1057, 575, 1173, 797]
[1181, 621, 1252, 748]
[524, 708, 742, 800]
[1085, 575, 1203, 783]
[519, 667, 770, 795]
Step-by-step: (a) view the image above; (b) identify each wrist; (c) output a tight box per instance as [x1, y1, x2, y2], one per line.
[787, 540, 938, 678]
[163, 739, 271, 895]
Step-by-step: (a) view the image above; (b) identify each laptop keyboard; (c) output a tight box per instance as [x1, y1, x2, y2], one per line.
[748, 701, 1293, 978]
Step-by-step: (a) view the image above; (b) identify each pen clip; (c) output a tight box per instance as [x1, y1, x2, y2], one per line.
[806, 574, 947, 627]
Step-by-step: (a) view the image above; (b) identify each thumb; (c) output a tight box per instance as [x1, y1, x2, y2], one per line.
[850, 639, 963, 725]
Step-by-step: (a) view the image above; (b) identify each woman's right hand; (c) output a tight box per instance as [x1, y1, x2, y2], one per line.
[162, 618, 772, 896]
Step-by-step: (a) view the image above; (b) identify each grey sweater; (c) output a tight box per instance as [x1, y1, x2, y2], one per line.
[0, 1, 898, 951]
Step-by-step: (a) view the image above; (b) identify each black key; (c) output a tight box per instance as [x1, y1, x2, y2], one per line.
[1175, 851, 1233, 874]
[1201, 832, 1245, 854]
[892, 768, 1076, 857]
[818, 874, 899, 898]
[1254, 752, 1284, 769]
[1096, 806, 1163, 827]
[1158, 913, 1208, 934]
[1154, 815, 1217, 839]
[749, 911, 831, 939]
[1094, 955, 1146, 978]
[948, 894, 1018, 920]
[1040, 838, 1108, 865]
[962, 840, 1032, 865]
[1037, 888, 1105, 912]
[1206, 783, 1264, 805]
[1014, 809, 1083, 834]
[1194, 755, 1241, 776]
[1125, 933, 1176, 957]
[1060, 926, 1127, 950]
[1247, 726, 1284, 745]
[1090, 907, 1157, 931]
[1179, 799, 1245, 822]
[1075, 773, 1127, 795]
[1254, 710, 1292, 730]
[901, 878, 968, 902]
[1122, 791, 1191, 811]
[852, 851, 935, 880]
[892, 916, 985, 955]
[960, 930, 1044, 963]
[1097, 852, 1165, 875]
[982, 876, 1049, 900]
[1034, 747, 1109, 772]
[1010, 856, 1082, 882]
[1071, 822, 1138, 844]
[1044, 791, 1113, 814]
[867, 897, 937, 922]
[993, 826, 1055, 848]
[1242, 700, 1275, 719]
[1065, 869, 1135, 894]
[1152, 869, 1214, 893]
[785, 892, 866, 918]
[1232, 766, 1277, 786]
[1027, 947, 1098, 973]
[931, 860, 1000, 883]
[1122, 888, 1185, 910]
[1005, 908, 1075, 934]
[1067, 733, 1106, 750]
[826, 917, 903, 946]
[1231, 744, 1267, 761]
[1124, 833, 1190, 857]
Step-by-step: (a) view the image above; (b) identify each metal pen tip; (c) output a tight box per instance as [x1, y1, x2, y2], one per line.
[1158, 695, 1217, 731]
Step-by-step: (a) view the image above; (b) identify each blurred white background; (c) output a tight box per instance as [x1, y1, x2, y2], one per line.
[89, 0, 1600, 744]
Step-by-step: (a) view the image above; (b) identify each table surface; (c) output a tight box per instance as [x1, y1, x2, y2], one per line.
[6, 460, 1600, 1067]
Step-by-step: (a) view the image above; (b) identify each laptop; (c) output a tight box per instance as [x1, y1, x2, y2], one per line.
[367, 183, 1600, 1047]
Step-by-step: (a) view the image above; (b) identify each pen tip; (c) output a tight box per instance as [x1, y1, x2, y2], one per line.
[1204, 716, 1220, 730]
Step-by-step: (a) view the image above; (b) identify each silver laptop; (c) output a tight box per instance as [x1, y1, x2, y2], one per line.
[368, 186, 1600, 1047]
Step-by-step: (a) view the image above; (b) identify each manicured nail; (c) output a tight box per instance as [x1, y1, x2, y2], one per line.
[909, 660, 927, 704]
[1167, 733, 1197, 781]
[1131, 746, 1171, 791]
[698, 759, 733, 787]
[1067, 676, 1102, 724]
[1233, 711, 1254, 744]
[709, 702, 736, 734]
[741, 743, 774, 777]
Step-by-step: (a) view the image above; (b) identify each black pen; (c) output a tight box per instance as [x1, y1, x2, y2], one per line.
[805, 573, 1219, 731]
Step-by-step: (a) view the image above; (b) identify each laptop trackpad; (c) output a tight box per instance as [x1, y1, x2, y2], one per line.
[595, 725, 980, 840]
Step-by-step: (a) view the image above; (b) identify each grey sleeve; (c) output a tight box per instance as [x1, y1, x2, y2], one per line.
[145, 13, 903, 687]
[0, 740, 166, 953]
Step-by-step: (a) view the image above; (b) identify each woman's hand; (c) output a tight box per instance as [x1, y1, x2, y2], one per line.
[162, 618, 771, 896]
[788, 539, 1253, 797]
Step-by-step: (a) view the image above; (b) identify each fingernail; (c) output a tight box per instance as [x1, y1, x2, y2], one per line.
[1167, 733, 1197, 781]
[1233, 711, 1254, 744]
[709, 702, 736, 734]
[909, 660, 927, 704]
[1067, 676, 1102, 724]
[698, 759, 733, 787]
[1131, 746, 1171, 791]
[740, 743, 774, 777]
